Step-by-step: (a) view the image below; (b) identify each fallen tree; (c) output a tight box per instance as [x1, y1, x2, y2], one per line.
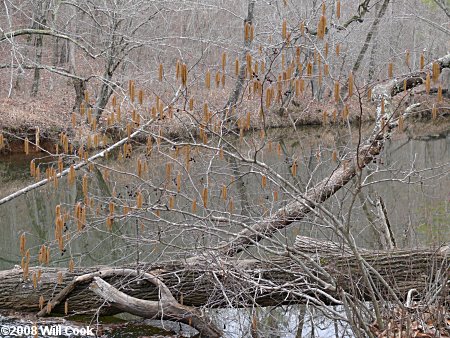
[1, 237, 447, 316]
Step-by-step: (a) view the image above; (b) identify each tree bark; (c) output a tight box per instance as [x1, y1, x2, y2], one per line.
[224, 0, 256, 113]
[0, 238, 447, 317]
[31, 1, 47, 97]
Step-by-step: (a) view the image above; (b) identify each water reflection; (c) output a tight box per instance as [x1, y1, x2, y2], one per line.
[0, 123, 449, 271]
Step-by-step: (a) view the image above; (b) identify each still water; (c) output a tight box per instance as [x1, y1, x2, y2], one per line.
[0, 122, 449, 337]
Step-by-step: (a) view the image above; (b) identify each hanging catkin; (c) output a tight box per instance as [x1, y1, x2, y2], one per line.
[432, 62, 440, 83]
[348, 72, 354, 97]
[202, 187, 208, 208]
[159, 63, 163, 81]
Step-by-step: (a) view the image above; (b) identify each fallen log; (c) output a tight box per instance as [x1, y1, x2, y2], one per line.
[0, 238, 447, 318]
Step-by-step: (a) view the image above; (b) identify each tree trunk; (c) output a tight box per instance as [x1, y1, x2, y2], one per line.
[72, 78, 87, 112]
[31, 1, 47, 97]
[0, 238, 447, 317]
[93, 70, 113, 122]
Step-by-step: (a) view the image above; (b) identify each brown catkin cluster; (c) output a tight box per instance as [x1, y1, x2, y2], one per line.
[317, 5, 327, 40]
[159, 63, 163, 81]
[432, 62, 440, 83]
[244, 22, 253, 42]
[180, 63, 187, 87]
[129, 80, 135, 102]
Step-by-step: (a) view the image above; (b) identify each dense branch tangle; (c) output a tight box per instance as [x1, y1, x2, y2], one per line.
[1, 0, 449, 336]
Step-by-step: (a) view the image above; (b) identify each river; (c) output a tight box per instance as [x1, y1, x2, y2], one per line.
[0, 122, 449, 337]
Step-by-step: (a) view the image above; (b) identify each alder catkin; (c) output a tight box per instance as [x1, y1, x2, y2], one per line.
[202, 187, 208, 208]
[425, 72, 431, 94]
[420, 53, 425, 70]
[20, 233, 26, 256]
[159, 63, 163, 81]
[245, 22, 250, 41]
[69, 258, 74, 273]
[222, 52, 227, 72]
[165, 162, 172, 182]
[322, 110, 328, 124]
[342, 105, 349, 120]
[181, 63, 187, 87]
[317, 14, 326, 40]
[205, 70, 211, 90]
[24, 137, 29, 155]
[215, 71, 221, 88]
[82, 174, 88, 197]
[291, 161, 297, 176]
[246, 53, 252, 77]
[432, 104, 437, 119]
[177, 172, 181, 192]
[307, 62, 313, 76]
[221, 184, 227, 200]
[432, 62, 440, 83]
[138, 89, 144, 105]
[30, 160, 36, 177]
[129, 80, 135, 102]
[282, 19, 287, 40]
[388, 63, 393, 79]
[334, 81, 340, 103]
[398, 115, 404, 132]
[35, 127, 40, 150]
[136, 191, 143, 209]
[169, 195, 175, 209]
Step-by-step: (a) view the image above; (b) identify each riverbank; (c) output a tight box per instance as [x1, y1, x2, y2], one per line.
[1, 88, 448, 156]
